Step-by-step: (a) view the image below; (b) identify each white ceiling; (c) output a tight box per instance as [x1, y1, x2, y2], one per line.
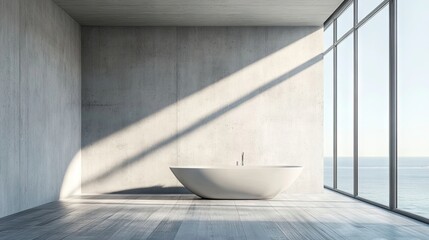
[54, 0, 343, 26]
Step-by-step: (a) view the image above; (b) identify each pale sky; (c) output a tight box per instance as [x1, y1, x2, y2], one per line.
[324, 1, 429, 158]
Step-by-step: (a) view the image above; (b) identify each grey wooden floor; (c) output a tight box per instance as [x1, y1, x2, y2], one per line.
[0, 190, 428, 240]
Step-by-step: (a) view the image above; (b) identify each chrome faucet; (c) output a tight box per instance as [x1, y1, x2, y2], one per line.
[241, 152, 244, 166]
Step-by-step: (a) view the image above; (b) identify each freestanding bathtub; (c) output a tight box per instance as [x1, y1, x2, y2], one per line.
[170, 166, 303, 199]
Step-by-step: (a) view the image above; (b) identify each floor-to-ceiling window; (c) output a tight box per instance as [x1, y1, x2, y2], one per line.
[323, 47, 334, 188]
[357, 3, 390, 206]
[323, 0, 429, 223]
[397, 0, 429, 219]
[336, 33, 354, 194]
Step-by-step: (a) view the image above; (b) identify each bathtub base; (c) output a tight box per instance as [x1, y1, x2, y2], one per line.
[170, 166, 303, 200]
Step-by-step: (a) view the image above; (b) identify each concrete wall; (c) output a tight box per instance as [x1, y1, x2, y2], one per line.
[82, 27, 323, 194]
[0, 0, 81, 218]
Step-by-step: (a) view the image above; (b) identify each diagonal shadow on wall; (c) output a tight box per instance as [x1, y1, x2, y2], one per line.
[79, 52, 322, 193]
[81, 27, 320, 147]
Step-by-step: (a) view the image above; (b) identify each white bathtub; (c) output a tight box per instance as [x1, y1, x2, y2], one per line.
[170, 166, 302, 199]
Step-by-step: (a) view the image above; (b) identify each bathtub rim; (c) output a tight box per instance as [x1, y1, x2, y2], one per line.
[170, 165, 303, 169]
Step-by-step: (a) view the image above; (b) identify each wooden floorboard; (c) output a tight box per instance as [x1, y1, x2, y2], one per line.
[0, 191, 427, 240]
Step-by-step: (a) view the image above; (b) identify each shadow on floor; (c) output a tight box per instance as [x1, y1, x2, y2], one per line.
[108, 186, 191, 194]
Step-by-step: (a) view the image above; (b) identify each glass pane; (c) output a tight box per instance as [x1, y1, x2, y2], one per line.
[337, 3, 354, 39]
[357, 6, 389, 206]
[358, 0, 384, 22]
[324, 24, 333, 51]
[397, 0, 429, 218]
[324, 50, 334, 187]
[337, 34, 354, 194]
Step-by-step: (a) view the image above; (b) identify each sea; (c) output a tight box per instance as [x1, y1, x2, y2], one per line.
[324, 157, 429, 219]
